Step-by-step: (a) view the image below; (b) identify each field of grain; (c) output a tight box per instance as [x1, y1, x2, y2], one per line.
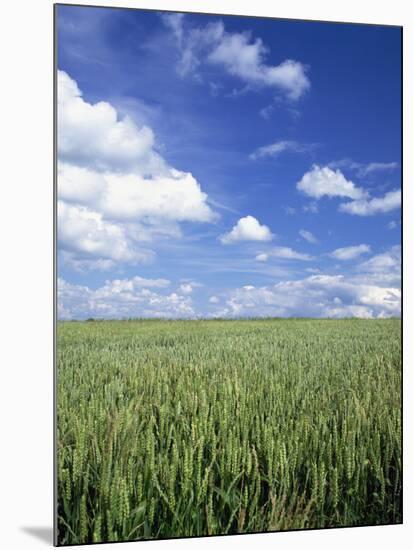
[56, 318, 401, 545]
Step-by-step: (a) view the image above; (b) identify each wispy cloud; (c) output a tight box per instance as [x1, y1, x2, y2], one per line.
[387, 220, 399, 230]
[329, 244, 370, 261]
[299, 229, 318, 244]
[302, 202, 319, 214]
[255, 246, 313, 262]
[329, 158, 398, 178]
[250, 140, 316, 160]
[259, 104, 274, 120]
[362, 162, 399, 175]
[162, 14, 310, 100]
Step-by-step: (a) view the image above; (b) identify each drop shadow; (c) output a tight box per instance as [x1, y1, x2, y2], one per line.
[21, 526, 54, 545]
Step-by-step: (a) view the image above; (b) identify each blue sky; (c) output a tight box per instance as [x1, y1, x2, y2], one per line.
[57, 5, 401, 319]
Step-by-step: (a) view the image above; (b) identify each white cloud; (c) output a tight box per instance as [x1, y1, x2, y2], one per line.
[58, 246, 401, 320]
[297, 165, 368, 200]
[58, 162, 104, 204]
[255, 246, 312, 262]
[208, 34, 309, 100]
[59, 161, 215, 224]
[57, 71, 217, 270]
[358, 245, 400, 274]
[259, 104, 274, 120]
[255, 253, 269, 262]
[214, 267, 400, 319]
[112, 276, 170, 289]
[58, 201, 154, 265]
[220, 215, 273, 244]
[339, 189, 401, 216]
[329, 159, 398, 177]
[329, 244, 370, 261]
[297, 165, 401, 217]
[179, 283, 194, 294]
[58, 71, 163, 173]
[58, 72, 215, 223]
[362, 162, 398, 175]
[59, 253, 116, 273]
[163, 16, 310, 100]
[161, 13, 185, 46]
[102, 170, 215, 223]
[299, 229, 318, 244]
[349, 246, 401, 289]
[162, 15, 225, 77]
[250, 140, 313, 160]
[302, 202, 319, 214]
[387, 220, 399, 230]
[58, 276, 194, 320]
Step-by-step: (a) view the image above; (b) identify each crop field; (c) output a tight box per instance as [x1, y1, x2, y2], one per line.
[56, 318, 402, 545]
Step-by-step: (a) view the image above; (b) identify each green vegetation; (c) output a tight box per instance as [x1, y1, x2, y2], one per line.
[57, 318, 401, 545]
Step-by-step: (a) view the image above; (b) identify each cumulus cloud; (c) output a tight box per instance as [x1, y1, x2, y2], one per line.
[57, 71, 217, 270]
[103, 170, 215, 222]
[329, 244, 370, 261]
[339, 189, 401, 216]
[343, 246, 401, 290]
[179, 281, 203, 294]
[162, 15, 310, 100]
[58, 162, 104, 204]
[299, 229, 318, 244]
[58, 276, 195, 320]
[297, 165, 367, 200]
[297, 165, 401, 217]
[112, 276, 170, 289]
[255, 246, 312, 262]
[210, 245, 400, 319]
[58, 71, 163, 173]
[179, 283, 192, 294]
[59, 252, 117, 273]
[358, 245, 400, 275]
[220, 215, 273, 244]
[58, 162, 214, 223]
[213, 270, 400, 319]
[250, 140, 314, 160]
[58, 245, 401, 320]
[208, 34, 309, 100]
[58, 200, 154, 265]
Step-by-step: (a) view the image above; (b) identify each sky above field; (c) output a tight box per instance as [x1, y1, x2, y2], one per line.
[56, 5, 402, 319]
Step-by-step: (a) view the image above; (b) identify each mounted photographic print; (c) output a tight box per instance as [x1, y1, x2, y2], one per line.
[54, 3, 402, 546]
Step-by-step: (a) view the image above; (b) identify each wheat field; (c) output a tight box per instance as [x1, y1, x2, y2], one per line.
[56, 318, 401, 545]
